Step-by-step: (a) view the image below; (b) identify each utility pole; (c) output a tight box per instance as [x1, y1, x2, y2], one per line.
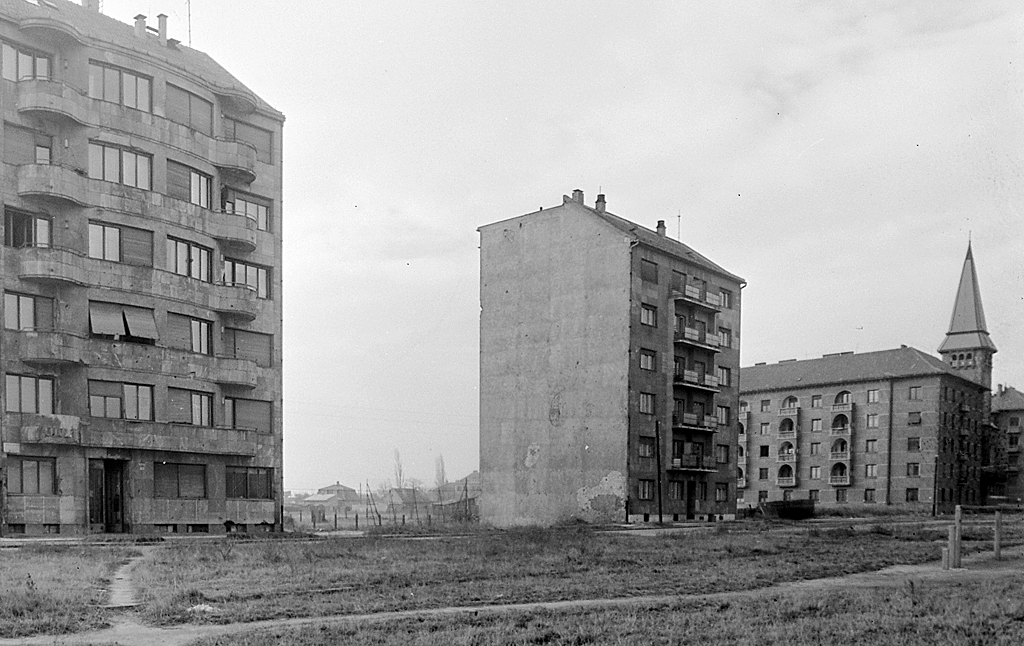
[655, 420, 664, 523]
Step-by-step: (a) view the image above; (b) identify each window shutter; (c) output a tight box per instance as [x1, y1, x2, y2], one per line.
[89, 302, 126, 336]
[236, 399, 271, 434]
[120, 226, 153, 266]
[154, 462, 177, 498]
[166, 161, 191, 202]
[178, 464, 206, 498]
[88, 380, 122, 397]
[229, 329, 272, 367]
[226, 467, 246, 498]
[166, 84, 190, 127]
[166, 313, 192, 351]
[34, 296, 53, 332]
[167, 388, 191, 423]
[4, 125, 36, 164]
[191, 95, 213, 135]
[123, 306, 158, 341]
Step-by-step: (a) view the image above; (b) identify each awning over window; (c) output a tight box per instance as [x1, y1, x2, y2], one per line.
[123, 306, 158, 341]
[89, 302, 125, 336]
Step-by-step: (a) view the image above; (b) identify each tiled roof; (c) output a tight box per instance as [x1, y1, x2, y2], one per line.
[993, 386, 1024, 412]
[741, 346, 976, 393]
[1, 0, 281, 118]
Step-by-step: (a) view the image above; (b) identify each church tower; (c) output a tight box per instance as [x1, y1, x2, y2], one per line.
[938, 243, 996, 389]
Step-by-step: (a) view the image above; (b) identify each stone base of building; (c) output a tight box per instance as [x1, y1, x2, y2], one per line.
[627, 512, 734, 523]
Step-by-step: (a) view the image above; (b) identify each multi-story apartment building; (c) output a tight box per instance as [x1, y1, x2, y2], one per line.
[479, 190, 743, 526]
[0, 0, 283, 535]
[991, 385, 1023, 503]
[739, 245, 997, 512]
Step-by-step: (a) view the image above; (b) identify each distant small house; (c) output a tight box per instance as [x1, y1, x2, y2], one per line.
[429, 471, 480, 521]
[296, 482, 365, 521]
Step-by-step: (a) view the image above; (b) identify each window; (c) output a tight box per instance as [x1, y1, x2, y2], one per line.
[223, 259, 271, 299]
[810, 442, 821, 456]
[5, 374, 53, 414]
[1011, 417, 1020, 427]
[4, 208, 50, 248]
[166, 161, 212, 208]
[638, 479, 654, 500]
[1, 42, 49, 80]
[759, 422, 770, 435]
[89, 302, 158, 344]
[719, 328, 732, 349]
[638, 437, 655, 458]
[88, 222, 152, 266]
[867, 389, 879, 403]
[759, 445, 770, 458]
[811, 395, 822, 408]
[640, 259, 658, 283]
[224, 397, 273, 434]
[88, 380, 120, 418]
[88, 223, 119, 261]
[122, 383, 154, 420]
[88, 62, 151, 111]
[716, 444, 730, 464]
[4, 292, 52, 331]
[226, 467, 273, 499]
[809, 489, 819, 502]
[907, 463, 920, 477]
[154, 462, 207, 498]
[639, 392, 655, 415]
[668, 480, 683, 499]
[835, 391, 851, 405]
[698, 482, 708, 501]
[739, 400, 749, 413]
[760, 400, 771, 412]
[809, 466, 820, 480]
[811, 418, 822, 432]
[865, 464, 877, 478]
[716, 406, 730, 426]
[756, 468, 768, 481]
[35, 139, 50, 164]
[907, 437, 921, 452]
[168, 388, 212, 426]
[906, 488, 919, 502]
[866, 413, 879, 429]
[864, 488, 876, 503]
[223, 328, 273, 367]
[166, 84, 213, 135]
[7, 457, 55, 494]
[720, 289, 732, 309]
[223, 190, 272, 232]
[166, 238, 212, 282]
[717, 367, 730, 387]
[909, 386, 921, 400]
[865, 439, 877, 453]
[640, 304, 657, 326]
[836, 489, 848, 502]
[908, 412, 922, 425]
[758, 490, 768, 503]
[1010, 435, 1020, 448]
[88, 142, 152, 189]
[783, 490, 792, 501]
[715, 483, 728, 502]
[639, 349, 656, 371]
[224, 118, 274, 164]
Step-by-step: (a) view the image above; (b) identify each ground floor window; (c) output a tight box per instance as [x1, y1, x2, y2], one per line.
[668, 480, 683, 500]
[758, 490, 768, 503]
[864, 488, 876, 503]
[836, 488, 848, 503]
[715, 483, 728, 502]
[906, 488, 919, 502]
[154, 463, 206, 498]
[7, 456, 56, 494]
[809, 489, 819, 502]
[226, 466, 273, 499]
[638, 479, 654, 500]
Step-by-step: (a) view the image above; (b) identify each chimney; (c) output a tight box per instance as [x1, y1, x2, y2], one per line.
[158, 14, 168, 46]
[572, 189, 584, 204]
[595, 194, 606, 213]
[134, 15, 147, 38]
[656, 220, 666, 237]
[81, 0, 99, 12]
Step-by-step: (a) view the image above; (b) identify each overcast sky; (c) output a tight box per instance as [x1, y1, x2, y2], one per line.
[104, 1, 1023, 492]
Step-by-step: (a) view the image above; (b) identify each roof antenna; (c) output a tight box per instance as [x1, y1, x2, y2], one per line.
[677, 210, 681, 239]
[187, 0, 192, 46]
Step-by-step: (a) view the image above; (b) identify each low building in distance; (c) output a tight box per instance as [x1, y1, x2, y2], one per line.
[991, 385, 1024, 504]
[739, 245, 999, 512]
[1, 0, 283, 535]
[479, 190, 744, 526]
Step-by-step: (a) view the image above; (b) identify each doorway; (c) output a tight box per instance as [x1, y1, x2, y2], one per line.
[89, 459, 126, 533]
[685, 480, 696, 520]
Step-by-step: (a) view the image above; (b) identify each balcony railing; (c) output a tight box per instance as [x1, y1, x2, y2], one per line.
[211, 282, 260, 321]
[777, 428, 796, 439]
[671, 284, 723, 311]
[829, 475, 851, 486]
[16, 245, 89, 286]
[830, 425, 851, 436]
[777, 476, 796, 487]
[831, 403, 853, 412]
[777, 453, 796, 464]
[17, 163, 91, 206]
[669, 455, 717, 471]
[674, 327, 722, 351]
[84, 419, 259, 456]
[15, 330, 87, 366]
[778, 407, 800, 416]
[737, 477, 747, 489]
[17, 79, 91, 124]
[830, 451, 850, 461]
[205, 209, 258, 253]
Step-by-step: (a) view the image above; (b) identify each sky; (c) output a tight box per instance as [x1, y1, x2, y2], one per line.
[101, 0, 1024, 492]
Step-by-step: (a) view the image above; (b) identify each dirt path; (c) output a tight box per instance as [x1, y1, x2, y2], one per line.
[104, 545, 156, 608]
[4, 546, 1022, 646]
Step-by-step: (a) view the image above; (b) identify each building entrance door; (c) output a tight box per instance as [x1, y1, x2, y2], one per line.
[88, 459, 126, 533]
[685, 480, 696, 520]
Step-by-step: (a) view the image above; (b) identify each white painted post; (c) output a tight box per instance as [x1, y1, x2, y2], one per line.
[941, 546, 950, 570]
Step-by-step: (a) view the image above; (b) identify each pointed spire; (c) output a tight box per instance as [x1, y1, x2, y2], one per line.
[938, 242, 996, 353]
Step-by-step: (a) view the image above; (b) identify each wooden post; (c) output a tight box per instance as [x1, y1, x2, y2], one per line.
[334, 512, 337, 530]
[355, 513, 359, 530]
[994, 510, 1002, 560]
[953, 505, 962, 568]
[948, 525, 957, 569]
[941, 546, 950, 570]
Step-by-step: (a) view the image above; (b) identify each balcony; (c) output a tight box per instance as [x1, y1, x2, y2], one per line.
[777, 428, 797, 439]
[672, 284, 723, 311]
[212, 356, 260, 388]
[830, 451, 851, 461]
[829, 475, 851, 486]
[737, 477, 747, 489]
[777, 477, 796, 487]
[83, 419, 258, 456]
[673, 413, 719, 432]
[830, 425, 851, 436]
[831, 403, 854, 413]
[14, 414, 83, 445]
[85, 342, 262, 388]
[17, 79, 91, 125]
[18, 15, 87, 45]
[211, 138, 258, 185]
[16, 246, 89, 286]
[15, 331, 87, 366]
[674, 327, 721, 352]
[778, 407, 800, 417]
[205, 210, 258, 254]
[211, 282, 260, 321]
[777, 453, 796, 464]
[17, 164, 91, 206]
[668, 455, 718, 472]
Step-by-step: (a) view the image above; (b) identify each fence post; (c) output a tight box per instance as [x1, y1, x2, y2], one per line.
[947, 525, 956, 569]
[334, 512, 338, 530]
[953, 505, 962, 568]
[355, 513, 359, 530]
[941, 546, 950, 570]
[994, 510, 1002, 560]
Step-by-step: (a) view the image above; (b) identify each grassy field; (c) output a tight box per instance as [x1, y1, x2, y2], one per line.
[190, 575, 1024, 645]
[134, 523, 959, 626]
[0, 543, 137, 638]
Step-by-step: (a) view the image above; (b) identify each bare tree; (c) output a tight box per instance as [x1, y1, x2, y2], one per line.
[393, 449, 405, 490]
[434, 455, 447, 491]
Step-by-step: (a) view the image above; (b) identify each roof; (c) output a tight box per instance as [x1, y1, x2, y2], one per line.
[741, 346, 981, 393]
[300, 493, 339, 503]
[938, 243, 996, 353]
[993, 386, 1024, 413]
[0, 0, 281, 119]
